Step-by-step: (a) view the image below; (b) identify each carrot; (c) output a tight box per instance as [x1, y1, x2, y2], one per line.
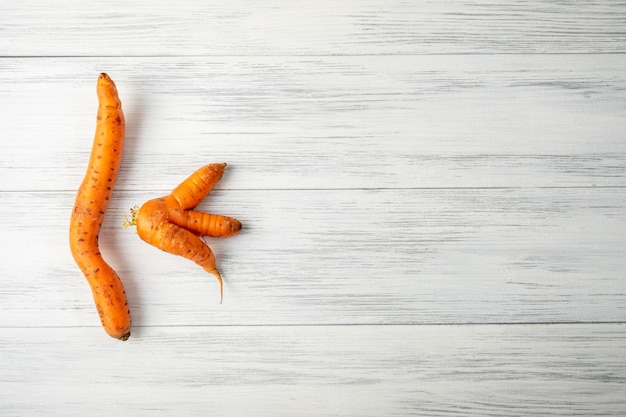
[125, 163, 241, 302]
[69, 73, 131, 341]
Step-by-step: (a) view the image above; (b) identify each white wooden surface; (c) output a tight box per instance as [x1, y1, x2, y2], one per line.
[1, 1, 626, 416]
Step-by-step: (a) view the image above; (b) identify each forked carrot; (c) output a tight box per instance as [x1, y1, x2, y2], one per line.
[125, 163, 241, 302]
[69, 73, 131, 341]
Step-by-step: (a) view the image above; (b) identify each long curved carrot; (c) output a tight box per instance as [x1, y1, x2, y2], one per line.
[69, 73, 131, 341]
[125, 163, 241, 302]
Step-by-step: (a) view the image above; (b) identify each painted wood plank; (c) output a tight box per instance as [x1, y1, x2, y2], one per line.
[1, 0, 626, 56]
[1, 324, 625, 416]
[1, 55, 626, 192]
[1, 187, 624, 328]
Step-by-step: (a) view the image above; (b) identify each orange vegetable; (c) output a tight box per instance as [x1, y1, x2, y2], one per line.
[125, 163, 241, 302]
[69, 73, 131, 341]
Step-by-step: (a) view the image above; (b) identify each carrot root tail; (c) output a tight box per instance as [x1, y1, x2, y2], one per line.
[209, 268, 223, 304]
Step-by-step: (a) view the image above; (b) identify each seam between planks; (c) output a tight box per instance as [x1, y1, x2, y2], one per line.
[3, 321, 625, 330]
[2, 52, 626, 59]
[2, 185, 626, 194]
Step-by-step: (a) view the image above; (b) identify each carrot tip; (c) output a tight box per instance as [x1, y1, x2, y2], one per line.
[118, 331, 131, 341]
[209, 268, 224, 304]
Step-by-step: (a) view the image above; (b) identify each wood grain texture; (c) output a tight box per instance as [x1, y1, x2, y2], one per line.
[1, 0, 626, 56]
[1, 55, 625, 192]
[1, 187, 624, 327]
[1, 324, 625, 416]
